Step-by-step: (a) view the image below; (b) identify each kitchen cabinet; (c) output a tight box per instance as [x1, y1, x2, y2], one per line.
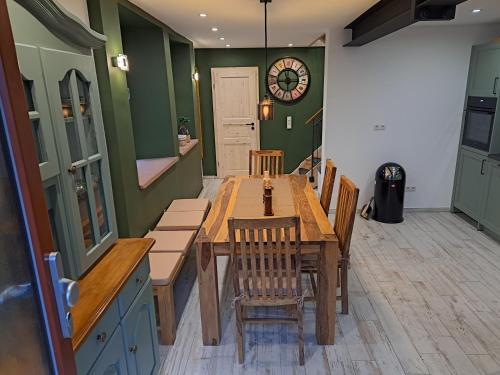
[453, 148, 488, 219]
[468, 44, 500, 98]
[88, 326, 128, 375]
[481, 161, 500, 234]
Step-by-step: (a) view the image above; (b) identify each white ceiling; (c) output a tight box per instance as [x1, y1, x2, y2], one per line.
[129, 0, 500, 48]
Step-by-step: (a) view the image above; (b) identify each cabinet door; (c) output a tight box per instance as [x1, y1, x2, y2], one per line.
[15, 44, 59, 181]
[122, 279, 159, 375]
[468, 45, 500, 98]
[453, 149, 487, 219]
[89, 326, 128, 375]
[40, 48, 117, 276]
[481, 162, 500, 234]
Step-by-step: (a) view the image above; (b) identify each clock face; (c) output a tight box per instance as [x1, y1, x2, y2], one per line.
[267, 57, 310, 104]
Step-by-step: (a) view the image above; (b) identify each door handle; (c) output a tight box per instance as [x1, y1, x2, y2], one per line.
[245, 122, 255, 130]
[494, 77, 499, 95]
[47, 252, 79, 338]
[481, 159, 486, 175]
[68, 165, 77, 174]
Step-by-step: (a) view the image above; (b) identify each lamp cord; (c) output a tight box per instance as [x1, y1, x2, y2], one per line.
[264, 0, 268, 94]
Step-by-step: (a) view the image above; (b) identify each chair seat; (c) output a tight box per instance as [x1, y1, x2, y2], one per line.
[145, 230, 196, 255]
[149, 252, 184, 286]
[168, 198, 210, 213]
[156, 210, 205, 231]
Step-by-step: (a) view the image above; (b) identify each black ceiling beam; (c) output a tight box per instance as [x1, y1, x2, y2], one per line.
[344, 0, 467, 47]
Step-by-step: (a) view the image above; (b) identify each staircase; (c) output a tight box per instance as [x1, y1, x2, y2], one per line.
[293, 108, 323, 188]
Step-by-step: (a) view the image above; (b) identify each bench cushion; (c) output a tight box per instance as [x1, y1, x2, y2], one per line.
[145, 230, 196, 255]
[156, 210, 205, 231]
[149, 252, 184, 286]
[168, 198, 210, 213]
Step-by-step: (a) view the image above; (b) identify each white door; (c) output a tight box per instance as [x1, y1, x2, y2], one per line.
[212, 67, 260, 177]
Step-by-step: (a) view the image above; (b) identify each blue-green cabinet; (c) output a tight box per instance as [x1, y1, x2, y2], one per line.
[89, 327, 128, 375]
[481, 161, 500, 234]
[122, 279, 160, 375]
[468, 44, 500, 98]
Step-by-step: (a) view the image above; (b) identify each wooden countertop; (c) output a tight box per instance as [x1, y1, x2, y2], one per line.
[71, 238, 154, 351]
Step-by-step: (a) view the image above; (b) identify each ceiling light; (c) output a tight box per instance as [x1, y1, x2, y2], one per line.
[472, 9, 482, 13]
[288, 43, 294, 47]
[211, 27, 219, 32]
[226, 44, 231, 48]
[219, 37, 225, 41]
[199, 13, 207, 17]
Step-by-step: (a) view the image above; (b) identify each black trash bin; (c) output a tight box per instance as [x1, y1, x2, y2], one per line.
[373, 163, 406, 224]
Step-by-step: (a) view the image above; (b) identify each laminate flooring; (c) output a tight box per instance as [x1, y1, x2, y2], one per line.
[159, 178, 500, 375]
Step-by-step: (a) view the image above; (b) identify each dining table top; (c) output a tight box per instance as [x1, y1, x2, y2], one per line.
[200, 174, 338, 250]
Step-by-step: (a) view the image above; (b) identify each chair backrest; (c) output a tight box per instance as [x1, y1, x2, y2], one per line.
[320, 159, 337, 216]
[334, 176, 359, 259]
[228, 216, 301, 300]
[249, 150, 285, 176]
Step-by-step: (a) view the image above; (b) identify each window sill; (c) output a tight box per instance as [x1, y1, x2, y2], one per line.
[136, 157, 179, 190]
[179, 139, 199, 157]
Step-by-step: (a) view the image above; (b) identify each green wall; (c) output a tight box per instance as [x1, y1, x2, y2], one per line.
[195, 47, 325, 175]
[88, 0, 202, 238]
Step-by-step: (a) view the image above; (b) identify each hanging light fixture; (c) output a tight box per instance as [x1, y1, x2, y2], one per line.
[258, 0, 274, 121]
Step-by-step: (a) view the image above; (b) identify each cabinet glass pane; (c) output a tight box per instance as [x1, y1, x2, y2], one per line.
[31, 119, 47, 164]
[73, 167, 95, 250]
[59, 72, 82, 162]
[22, 79, 35, 112]
[90, 162, 109, 238]
[76, 73, 98, 156]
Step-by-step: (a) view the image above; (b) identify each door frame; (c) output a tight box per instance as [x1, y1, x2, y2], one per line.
[0, 0, 76, 373]
[211, 66, 260, 177]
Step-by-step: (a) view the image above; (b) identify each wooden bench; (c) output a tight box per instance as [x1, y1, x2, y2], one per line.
[149, 252, 185, 345]
[155, 210, 205, 231]
[167, 198, 210, 214]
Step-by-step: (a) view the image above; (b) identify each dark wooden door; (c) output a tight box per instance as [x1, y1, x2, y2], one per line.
[0, 0, 76, 373]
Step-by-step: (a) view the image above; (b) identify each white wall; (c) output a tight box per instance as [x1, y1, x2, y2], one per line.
[323, 23, 500, 209]
[58, 0, 89, 25]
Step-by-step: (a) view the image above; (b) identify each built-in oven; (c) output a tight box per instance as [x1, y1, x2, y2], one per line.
[462, 96, 497, 152]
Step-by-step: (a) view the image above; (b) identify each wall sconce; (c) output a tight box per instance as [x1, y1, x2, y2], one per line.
[111, 54, 129, 72]
[192, 69, 200, 81]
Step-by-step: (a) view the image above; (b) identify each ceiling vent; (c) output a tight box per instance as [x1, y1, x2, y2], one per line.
[344, 0, 467, 47]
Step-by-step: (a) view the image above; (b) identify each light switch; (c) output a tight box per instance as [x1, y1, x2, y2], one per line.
[287, 116, 292, 130]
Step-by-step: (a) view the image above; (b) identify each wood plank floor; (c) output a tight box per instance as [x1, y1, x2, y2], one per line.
[159, 178, 500, 375]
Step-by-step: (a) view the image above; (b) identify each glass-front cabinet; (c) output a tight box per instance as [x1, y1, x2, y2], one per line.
[16, 45, 117, 278]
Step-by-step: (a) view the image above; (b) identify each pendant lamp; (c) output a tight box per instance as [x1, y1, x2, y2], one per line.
[258, 0, 274, 121]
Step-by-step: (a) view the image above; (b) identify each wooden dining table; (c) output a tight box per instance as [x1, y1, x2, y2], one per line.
[196, 174, 339, 346]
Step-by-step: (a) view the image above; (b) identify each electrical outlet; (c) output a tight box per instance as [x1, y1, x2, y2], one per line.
[373, 124, 386, 131]
[405, 186, 416, 192]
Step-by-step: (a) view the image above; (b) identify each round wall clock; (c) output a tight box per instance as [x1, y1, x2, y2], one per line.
[267, 57, 310, 104]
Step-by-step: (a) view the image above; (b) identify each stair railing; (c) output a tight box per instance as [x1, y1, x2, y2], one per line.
[305, 108, 323, 183]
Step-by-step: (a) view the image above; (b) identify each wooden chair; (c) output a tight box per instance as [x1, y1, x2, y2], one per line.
[334, 176, 359, 314]
[228, 216, 305, 365]
[249, 150, 285, 176]
[301, 159, 337, 296]
[320, 159, 337, 216]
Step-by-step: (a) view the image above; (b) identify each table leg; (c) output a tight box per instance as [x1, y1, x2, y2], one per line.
[196, 236, 221, 345]
[316, 241, 337, 344]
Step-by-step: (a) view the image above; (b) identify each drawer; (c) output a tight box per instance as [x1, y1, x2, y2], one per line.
[75, 301, 120, 375]
[118, 257, 150, 317]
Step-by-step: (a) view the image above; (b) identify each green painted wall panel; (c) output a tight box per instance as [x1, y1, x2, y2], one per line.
[195, 47, 325, 175]
[88, 0, 202, 238]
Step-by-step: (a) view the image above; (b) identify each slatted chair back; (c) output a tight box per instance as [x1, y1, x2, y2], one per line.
[228, 216, 301, 302]
[249, 150, 285, 176]
[334, 176, 359, 259]
[319, 159, 337, 216]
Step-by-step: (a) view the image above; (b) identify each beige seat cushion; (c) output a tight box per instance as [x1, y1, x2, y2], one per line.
[149, 252, 184, 286]
[156, 210, 205, 231]
[168, 198, 210, 213]
[146, 230, 196, 255]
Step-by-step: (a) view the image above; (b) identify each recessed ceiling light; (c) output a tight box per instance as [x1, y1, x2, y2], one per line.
[472, 9, 482, 13]
[288, 43, 294, 47]
[226, 44, 231, 48]
[199, 13, 207, 17]
[211, 27, 219, 32]
[219, 37, 225, 41]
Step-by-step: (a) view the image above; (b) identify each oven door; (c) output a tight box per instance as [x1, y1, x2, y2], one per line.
[462, 107, 495, 152]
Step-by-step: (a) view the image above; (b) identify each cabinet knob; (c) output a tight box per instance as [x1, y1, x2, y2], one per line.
[129, 345, 138, 353]
[136, 276, 145, 284]
[96, 332, 107, 343]
[68, 165, 77, 174]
